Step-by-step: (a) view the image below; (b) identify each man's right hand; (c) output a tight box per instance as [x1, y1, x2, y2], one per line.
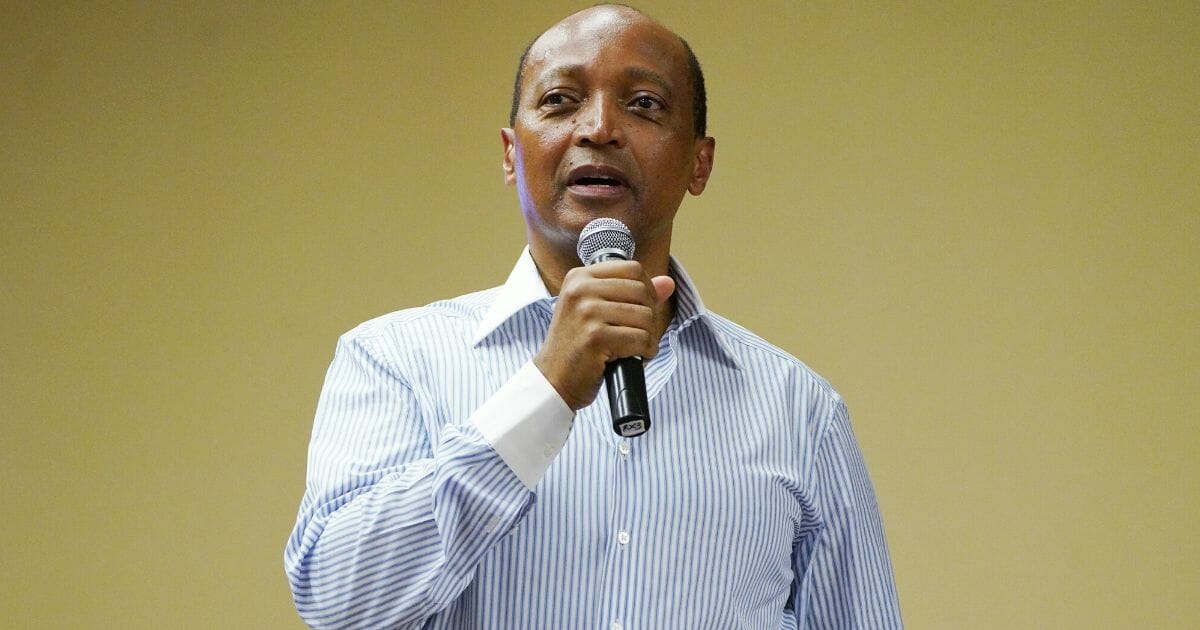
[533, 260, 675, 411]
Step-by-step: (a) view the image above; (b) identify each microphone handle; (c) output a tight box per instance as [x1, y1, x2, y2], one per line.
[605, 356, 650, 437]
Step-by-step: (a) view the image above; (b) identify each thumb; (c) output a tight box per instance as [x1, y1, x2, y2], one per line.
[650, 275, 676, 305]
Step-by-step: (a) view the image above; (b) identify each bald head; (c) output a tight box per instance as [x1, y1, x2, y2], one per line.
[508, 5, 707, 137]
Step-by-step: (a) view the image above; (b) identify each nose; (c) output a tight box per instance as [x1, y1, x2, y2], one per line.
[573, 95, 624, 148]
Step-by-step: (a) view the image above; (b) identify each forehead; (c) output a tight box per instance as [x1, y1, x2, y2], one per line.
[524, 9, 689, 91]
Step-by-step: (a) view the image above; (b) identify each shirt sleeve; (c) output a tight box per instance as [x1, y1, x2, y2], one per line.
[283, 332, 542, 629]
[469, 361, 574, 489]
[793, 400, 903, 629]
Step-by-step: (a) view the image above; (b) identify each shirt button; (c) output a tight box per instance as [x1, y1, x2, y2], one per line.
[610, 622, 623, 630]
[617, 530, 630, 546]
[617, 440, 630, 455]
[542, 442, 556, 457]
[485, 516, 501, 533]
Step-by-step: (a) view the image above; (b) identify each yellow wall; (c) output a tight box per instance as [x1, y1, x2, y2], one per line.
[3, 2, 1196, 627]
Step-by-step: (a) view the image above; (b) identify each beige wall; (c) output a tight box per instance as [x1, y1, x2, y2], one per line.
[2, 2, 1196, 627]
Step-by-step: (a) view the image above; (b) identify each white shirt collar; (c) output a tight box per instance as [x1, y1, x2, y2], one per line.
[472, 246, 550, 346]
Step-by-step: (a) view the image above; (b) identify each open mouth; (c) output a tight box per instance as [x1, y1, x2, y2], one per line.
[567, 165, 630, 195]
[573, 176, 623, 187]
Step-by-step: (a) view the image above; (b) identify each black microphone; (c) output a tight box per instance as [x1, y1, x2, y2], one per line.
[576, 218, 651, 438]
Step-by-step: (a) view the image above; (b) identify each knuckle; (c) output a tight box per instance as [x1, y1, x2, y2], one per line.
[581, 322, 607, 347]
[577, 298, 603, 319]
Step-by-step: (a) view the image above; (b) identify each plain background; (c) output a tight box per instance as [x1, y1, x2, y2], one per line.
[2, 1, 1196, 628]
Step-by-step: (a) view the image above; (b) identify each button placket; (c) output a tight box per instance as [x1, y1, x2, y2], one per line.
[601, 405, 640, 630]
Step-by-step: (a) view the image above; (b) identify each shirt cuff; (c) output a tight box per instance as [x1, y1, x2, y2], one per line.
[469, 361, 574, 490]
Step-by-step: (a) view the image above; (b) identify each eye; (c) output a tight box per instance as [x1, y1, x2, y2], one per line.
[630, 95, 664, 111]
[540, 91, 578, 108]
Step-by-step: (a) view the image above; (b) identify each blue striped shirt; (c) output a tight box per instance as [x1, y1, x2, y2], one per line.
[285, 249, 901, 629]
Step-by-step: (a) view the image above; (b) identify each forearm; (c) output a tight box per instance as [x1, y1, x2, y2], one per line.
[795, 401, 902, 628]
[285, 326, 572, 628]
[286, 423, 532, 629]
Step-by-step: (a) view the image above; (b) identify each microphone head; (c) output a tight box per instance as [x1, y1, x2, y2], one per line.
[577, 218, 635, 265]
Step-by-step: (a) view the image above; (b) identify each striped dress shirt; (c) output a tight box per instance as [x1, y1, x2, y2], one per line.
[285, 248, 902, 629]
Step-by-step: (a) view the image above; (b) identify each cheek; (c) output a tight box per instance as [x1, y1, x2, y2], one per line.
[520, 134, 569, 172]
[644, 140, 696, 182]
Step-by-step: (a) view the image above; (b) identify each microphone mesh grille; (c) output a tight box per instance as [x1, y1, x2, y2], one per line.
[576, 218, 635, 264]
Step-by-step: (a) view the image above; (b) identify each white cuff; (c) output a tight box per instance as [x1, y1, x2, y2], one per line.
[469, 361, 574, 490]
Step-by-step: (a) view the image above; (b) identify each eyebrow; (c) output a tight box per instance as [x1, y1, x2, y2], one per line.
[536, 64, 676, 99]
[623, 67, 675, 98]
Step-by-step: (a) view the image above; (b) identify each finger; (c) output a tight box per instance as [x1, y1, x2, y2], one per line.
[650, 275, 675, 305]
[587, 324, 655, 362]
[578, 259, 645, 280]
[561, 276, 657, 307]
[578, 300, 655, 329]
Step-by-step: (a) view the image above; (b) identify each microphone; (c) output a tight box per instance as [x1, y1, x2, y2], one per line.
[576, 218, 651, 438]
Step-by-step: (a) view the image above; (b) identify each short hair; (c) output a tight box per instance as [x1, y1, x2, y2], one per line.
[507, 32, 708, 138]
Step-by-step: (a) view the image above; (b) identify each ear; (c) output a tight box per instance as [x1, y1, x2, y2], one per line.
[687, 136, 715, 195]
[501, 128, 517, 186]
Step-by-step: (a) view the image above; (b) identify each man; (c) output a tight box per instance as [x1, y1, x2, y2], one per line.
[285, 5, 901, 629]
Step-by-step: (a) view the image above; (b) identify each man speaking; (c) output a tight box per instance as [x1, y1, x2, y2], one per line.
[285, 5, 901, 628]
